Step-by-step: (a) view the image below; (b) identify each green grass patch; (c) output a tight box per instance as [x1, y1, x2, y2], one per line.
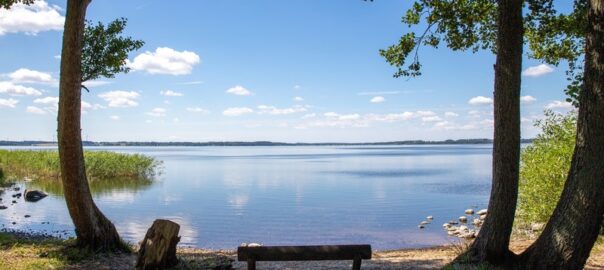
[0, 149, 161, 182]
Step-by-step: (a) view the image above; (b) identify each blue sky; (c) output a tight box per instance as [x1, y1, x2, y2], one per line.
[0, 0, 574, 143]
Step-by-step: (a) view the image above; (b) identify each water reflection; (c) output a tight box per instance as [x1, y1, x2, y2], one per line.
[26, 177, 153, 196]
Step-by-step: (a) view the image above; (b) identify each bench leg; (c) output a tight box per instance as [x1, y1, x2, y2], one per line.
[352, 258, 362, 270]
[247, 259, 256, 270]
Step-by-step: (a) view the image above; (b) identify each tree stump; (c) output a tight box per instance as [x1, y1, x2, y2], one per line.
[136, 219, 181, 270]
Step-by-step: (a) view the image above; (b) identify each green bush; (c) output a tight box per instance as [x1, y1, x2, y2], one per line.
[517, 110, 576, 226]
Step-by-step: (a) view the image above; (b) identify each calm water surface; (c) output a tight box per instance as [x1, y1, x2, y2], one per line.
[0, 145, 492, 250]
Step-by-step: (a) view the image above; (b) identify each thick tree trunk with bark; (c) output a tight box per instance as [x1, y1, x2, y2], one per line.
[519, 1, 604, 269]
[460, 0, 523, 265]
[58, 0, 127, 252]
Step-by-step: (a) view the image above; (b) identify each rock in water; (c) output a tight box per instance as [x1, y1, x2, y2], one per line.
[136, 219, 181, 270]
[477, 209, 488, 215]
[24, 190, 48, 202]
[426, 216, 434, 220]
[459, 216, 468, 223]
[0, 205, 7, 210]
[465, 209, 474, 215]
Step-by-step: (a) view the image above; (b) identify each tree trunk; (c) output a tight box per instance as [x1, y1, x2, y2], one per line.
[519, 1, 604, 268]
[459, 0, 523, 265]
[58, 0, 127, 252]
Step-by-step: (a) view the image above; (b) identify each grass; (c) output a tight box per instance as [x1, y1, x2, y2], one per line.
[0, 233, 93, 270]
[0, 232, 233, 270]
[0, 149, 161, 182]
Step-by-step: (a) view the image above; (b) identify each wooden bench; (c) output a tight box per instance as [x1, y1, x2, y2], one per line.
[237, 244, 372, 270]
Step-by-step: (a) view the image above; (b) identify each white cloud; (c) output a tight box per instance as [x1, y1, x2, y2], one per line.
[160, 90, 183, 97]
[128, 47, 200, 75]
[226, 85, 252, 96]
[110, 115, 120, 120]
[98, 91, 140, 107]
[33, 96, 58, 104]
[223, 107, 253, 116]
[0, 98, 18, 108]
[365, 112, 415, 122]
[520, 95, 537, 104]
[545, 100, 574, 110]
[416, 110, 437, 117]
[8, 68, 53, 83]
[0, 81, 42, 96]
[146, 107, 167, 117]
[186, 107, 208, 113]
[522, 64, 554, 77]
[82, 80, 111, 88]
[0, 1, 64, 36]
[293, 96, 304, 102]
[468, 110, 482, 118]
[179, 80, 203, 85]
[257, 105, 307, 115]
[445, 112, 459, 117]
[370, 96, 385, 103]
[422, 116, 442, 122]
[301, 113, 316, 119]
[468, 96, 493, 106]
[293, 85, 301, 89]
[26, 105, 46, 114]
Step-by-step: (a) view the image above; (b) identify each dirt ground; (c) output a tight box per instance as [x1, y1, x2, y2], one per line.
[1, 235, 603, 269]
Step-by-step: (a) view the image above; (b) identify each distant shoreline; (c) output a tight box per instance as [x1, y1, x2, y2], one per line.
[0, 138, 533, 147]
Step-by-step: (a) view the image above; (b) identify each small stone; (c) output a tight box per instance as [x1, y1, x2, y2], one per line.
[240, 243, 248, 247]
[0, 205, 7, 210]
[473, 219, 482, 226]
[13, 187, 20, 191]
[418, 225, 425, 229]
[11, 222, 16, 225]
[426, 216, 433, 220]
[479, 214, 486, 220]
[420, 221, 429, 225]
[465, 209, 474, 215]
[459, 225, 469, 232]
[448, 220, 459, 225]
[447, 226, 458, 231]
[248, 243, 262, 247]
[477, 209, 488, 215]
[459, 216, 468, 223]
[12, 200, 17, 204]
[447, 231, 456, 236]
[24, 215, 31, 218]
[443, 223, 451, 228]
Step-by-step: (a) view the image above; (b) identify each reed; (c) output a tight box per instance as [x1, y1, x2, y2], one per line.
[0, 149, 161, 182]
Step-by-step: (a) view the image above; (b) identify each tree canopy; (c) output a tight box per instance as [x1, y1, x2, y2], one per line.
[381, 0, 586, 105]
[81, 18, 144, 90]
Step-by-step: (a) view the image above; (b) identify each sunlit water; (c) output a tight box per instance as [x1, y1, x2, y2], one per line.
[0, 145, 492, 250]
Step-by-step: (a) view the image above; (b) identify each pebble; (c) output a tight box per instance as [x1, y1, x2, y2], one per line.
[465, 209, 474, 215]
[426, 216, 433, 220]
[24, 215, 31, 218]
[442, 223, 451, 228]
[420, 221, 429, 225]
[418, 225, 425, 229]
[477, 209, 488, 215]
[448, 220, 459, 225]
[459, 216, 468, 223]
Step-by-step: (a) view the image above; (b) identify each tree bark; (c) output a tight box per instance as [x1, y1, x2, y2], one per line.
[58, 0, 127, 252]
[460, 0, 523, 265]
[519, 1, 604, 268]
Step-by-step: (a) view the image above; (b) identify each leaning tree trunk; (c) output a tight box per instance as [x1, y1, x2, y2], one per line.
[519, 1, 604, 269]
[458, 0, 523, 265]
[58, 0, 127, 252]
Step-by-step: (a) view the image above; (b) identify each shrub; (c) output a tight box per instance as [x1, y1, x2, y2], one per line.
[517, 110, 576, 226]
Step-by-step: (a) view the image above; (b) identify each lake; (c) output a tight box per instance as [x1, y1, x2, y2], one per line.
[0, 145, 492, 250]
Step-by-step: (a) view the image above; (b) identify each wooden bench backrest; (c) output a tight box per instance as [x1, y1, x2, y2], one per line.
[237, 244, 372, 261]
